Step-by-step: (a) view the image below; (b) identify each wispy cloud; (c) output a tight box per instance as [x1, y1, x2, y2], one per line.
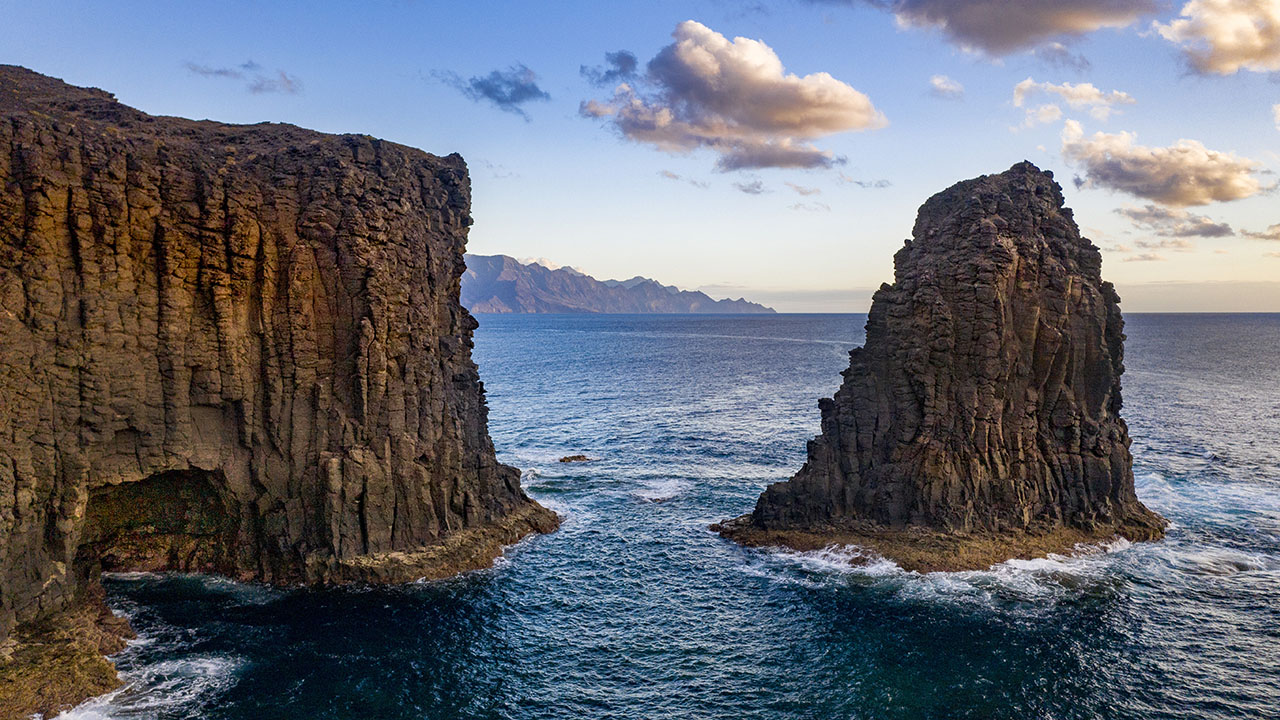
[441, 64, 550, 120]
[185, 60, 301, 94]
[1061, 119, 1267, 206]
[1154, 0, 1280, 74]
[1124, 252, 1167, 262]
[581, 51, 639, 86]
[929, 74, 964, 98]
[658, 169, 710, 189]
[789, 201, 832, 211]
[1117, 205, 1234, 237]
[1135, 238, 1196, 251]
[581, 20, 885, 171]
[837, 174, 891, 188]
[734, 179, 769, 194]
[786, 182, 822, 195]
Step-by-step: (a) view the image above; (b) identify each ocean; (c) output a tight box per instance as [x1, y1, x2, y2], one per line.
[61, 313, 1280, 719]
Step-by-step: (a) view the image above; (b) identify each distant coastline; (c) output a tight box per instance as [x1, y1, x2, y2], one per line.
[462, 254, 775, 314]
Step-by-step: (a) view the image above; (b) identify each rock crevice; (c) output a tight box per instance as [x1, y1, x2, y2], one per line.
[719, 162, 1164, 569]
[0, 66, 555, 712]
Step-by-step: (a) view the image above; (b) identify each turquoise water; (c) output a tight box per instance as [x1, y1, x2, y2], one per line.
[66, 314, 1280, 719]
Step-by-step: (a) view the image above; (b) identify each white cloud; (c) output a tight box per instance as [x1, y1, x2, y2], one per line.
[1020, 103, 1064, 127]
[1124, 252, 1168, 261]
[582, 20, 886, 171]
[1013, 78, 1135, 120]
[1154, 0, 1280, 74]
[1116, 205, 1234, 236]
[929, 74, 964, 98]
[1061, 120, 1266, 206]
[882, 0, 1158, 54]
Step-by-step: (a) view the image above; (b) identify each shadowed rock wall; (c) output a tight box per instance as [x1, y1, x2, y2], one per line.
[0, 66, 555, 646]
[747, 162, 1164, 541]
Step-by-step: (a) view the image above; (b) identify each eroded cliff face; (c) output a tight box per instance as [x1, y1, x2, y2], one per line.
[719, 162, 1163, 569]
[0, 66, 556, 664]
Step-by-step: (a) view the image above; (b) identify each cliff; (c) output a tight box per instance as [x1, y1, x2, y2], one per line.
[462, 254, 775, 313]
[717, 162, 1164, 571]
[0, 66, 556, 715]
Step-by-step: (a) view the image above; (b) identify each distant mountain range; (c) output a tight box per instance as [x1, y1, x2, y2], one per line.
[461, 255, 775, 314]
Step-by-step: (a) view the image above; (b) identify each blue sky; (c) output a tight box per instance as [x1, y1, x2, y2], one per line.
[5, 0, 1278, 311]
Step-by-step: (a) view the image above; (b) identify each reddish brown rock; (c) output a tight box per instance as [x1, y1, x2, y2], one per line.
[718, 162, 1164, 570]
[0, 66, 556, 715]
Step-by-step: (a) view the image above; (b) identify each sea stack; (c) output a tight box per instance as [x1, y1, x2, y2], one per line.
[0, 66, 556, 714]
[717, 162, 1165, 571]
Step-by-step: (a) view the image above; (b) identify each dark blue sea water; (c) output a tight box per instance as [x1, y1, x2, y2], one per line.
[64, 314, 1280, 720]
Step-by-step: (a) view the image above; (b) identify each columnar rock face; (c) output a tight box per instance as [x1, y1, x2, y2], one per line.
[0, 66, 556, 649]
[724, 162, 1163, 563]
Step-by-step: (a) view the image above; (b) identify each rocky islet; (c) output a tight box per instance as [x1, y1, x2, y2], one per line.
[717, 162, 1166, 571]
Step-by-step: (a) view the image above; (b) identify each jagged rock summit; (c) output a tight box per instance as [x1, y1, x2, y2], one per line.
[0, 66, 556, 714]
[717, 162, 1165, 571]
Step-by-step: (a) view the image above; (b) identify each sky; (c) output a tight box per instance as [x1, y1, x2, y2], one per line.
[4, 0, 1279, 311]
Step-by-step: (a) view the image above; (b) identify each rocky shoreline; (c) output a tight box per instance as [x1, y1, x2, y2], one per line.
[713, 514, 1163, 573]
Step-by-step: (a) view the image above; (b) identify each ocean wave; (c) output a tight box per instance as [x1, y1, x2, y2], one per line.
[742, 538, 1138, 607]
[55, 655, 243, 720]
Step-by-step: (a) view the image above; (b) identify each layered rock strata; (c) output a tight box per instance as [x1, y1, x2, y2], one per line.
[0, 66, 556, 715]
[717, 162, 1164, 571]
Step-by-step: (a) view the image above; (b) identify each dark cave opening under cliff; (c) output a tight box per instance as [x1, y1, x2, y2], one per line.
[75, 468, 239, 582]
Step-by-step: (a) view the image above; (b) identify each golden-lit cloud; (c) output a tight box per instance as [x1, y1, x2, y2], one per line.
[1154, 0, 1280, 74]
[581, 20, 886, 171]
[1014, 78, 1135, 120]
[1061, 120, 1266, 206]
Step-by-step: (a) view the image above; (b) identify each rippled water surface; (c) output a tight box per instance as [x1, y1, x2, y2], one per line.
[68, 314, 1280, 719]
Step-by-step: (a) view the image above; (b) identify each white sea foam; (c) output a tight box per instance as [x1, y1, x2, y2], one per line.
[634, 478, 688, 503]
[744, 536, 1143, 607]
[54, 655, 243, 720]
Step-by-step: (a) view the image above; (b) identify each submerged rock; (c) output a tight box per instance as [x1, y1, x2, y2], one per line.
[717, 162, 1165, 571]
[559, 455, 592, 463]
[0, 66, 556, 715]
